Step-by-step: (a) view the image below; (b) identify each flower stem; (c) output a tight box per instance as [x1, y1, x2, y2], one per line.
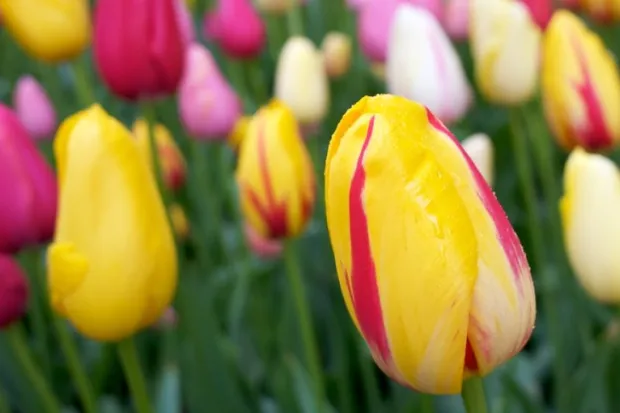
[286, 0, 305, 37]
[117, 338, 154, 413]
[5, 323, 60, 413]
[283, 240, 325, 412]
[461, 377, 487, 413]
[71, 55, 96, 106]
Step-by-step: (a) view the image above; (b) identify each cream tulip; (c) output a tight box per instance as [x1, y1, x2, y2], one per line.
[462, 133, 494, 186]
[386, 4, 472, 125]
[274, 36, 329, 126]
[560, 148, 620, 303]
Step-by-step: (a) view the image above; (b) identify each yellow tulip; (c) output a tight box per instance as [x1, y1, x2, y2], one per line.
[236, 99, 315, 239]
[0, 0, 91, 63]
[227, 115, 252, 152]
[48, 105, 177, 342]
[133, 118, 187, 192]
[470, 0, 541, 105]
[560, 148, 620, 303]
[541, 10, 620, 151]
[169, 203, 190, 241]
[325, 94, 535, 394]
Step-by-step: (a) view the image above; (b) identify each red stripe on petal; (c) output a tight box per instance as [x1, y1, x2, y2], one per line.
[347, 115, 392, 366]
[426, 108, 529, 288]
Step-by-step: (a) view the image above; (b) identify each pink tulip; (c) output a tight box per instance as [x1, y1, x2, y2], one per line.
[245, 223, 283, 259]
[178, 43, 242, 139]
[358, 0, 443, 63]
[175, 0, 196, 46]
[12, 75, 57, 141]
[0, 255, 29, 329]
[519, 0, 553, 29]
[444, 0, 469, 41]
[203, 0, 266, 59]
[0, 104, 57, 253]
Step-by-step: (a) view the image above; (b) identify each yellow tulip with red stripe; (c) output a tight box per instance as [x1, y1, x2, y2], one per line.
[236, 100, 315, 239]
[325, 94, 535, 394]
[541, 10, 620, 151]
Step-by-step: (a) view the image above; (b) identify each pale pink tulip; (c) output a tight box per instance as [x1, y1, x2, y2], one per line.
[178, 43, 242, 140]
[444, 0, 469, 41]
[175, 0, 196, 46]
[12, 75, 57, 141]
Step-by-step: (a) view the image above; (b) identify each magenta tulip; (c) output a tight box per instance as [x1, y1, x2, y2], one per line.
[0, 255, 29, 329]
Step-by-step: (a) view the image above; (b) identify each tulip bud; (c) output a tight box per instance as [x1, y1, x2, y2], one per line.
[228, 115, 252, 151]
[174, 0, 196, 46]
[470, 0, 541, 105]
[321, 32, 353, 79]
[0, 255, 29, 329]
[244, 223, 283, 259]
[444, 0, 469, 41]
[0, 0, 91, 63]
[560, 148, 620, 303]
[0, 104, 57, 254]
[93, 0, 185, 101]
[275, 36, 329, 126]
[49, 105, 177, 341]
[133, 119, 187, 192]
[541, 10, 620, 151]
[325, 94, 535, 394]
[461, 133, 494, 187]
[12, 75, 57, 141]
[169, 204, 190, 241]
[204, 0, 266, 59]
[386, 5, 472, 125]
[236, 100, 315, 239]
[178, 43, 243, 140]
[519, 0, 552, 28]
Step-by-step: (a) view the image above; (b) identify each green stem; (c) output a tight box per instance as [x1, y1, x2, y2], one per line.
[71, 56, 96, 106]
[509, 109, 568, 412]
[0, 386, 10, 413]
[5, 323, 60, 413]
[283, 240, 325, 412]
[117, 338, 154, 413]
[461, 377, 488, 413]
[142, 103, 174, 211]
[286, 0, 304, 37]
[244, 59, 269, 105]
[419, 394, 434, 413]
[53, 317, 98, 413]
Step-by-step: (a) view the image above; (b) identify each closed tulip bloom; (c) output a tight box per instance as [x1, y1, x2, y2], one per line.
[541, 11, 620, 151]
[0, 104, 57, 253]
[236, 100, 315, 239]
[578, 0, 620, 22]
[519, 0, 553, 28]
[444, 0, 469, 41]
[0, 255, 29, 329]
[561, 148, 620, 302]
[48, 105, 177, 341]
[13, 75, 57, 141]
[275, 36, 329, 126]
[325, 94, 535, 394]
[133, 119, 187, 192]
[0, 0, 90, 63]
[178, 43, 242, 139]
[470, 0, 541, 105]
[386, 5, 472, 125]
[461, 133, 494, 186]
[93, 0, 185, 101]
[204, 0, 266, 59]
[321, 32, 353, 79]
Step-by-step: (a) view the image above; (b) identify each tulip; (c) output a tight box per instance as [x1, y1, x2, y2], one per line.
[386, 5, 472, 125]
[255, 0, 303, 13]
[93, 0, 185, 101]
[461, 133, 494, 186]
[346, 0, 369, 10]
[578, 0, 620, 22]
[133, 119, 187, 192]
[444, 0, 469, 41]
[169, 204, 190, 241]
[236, 100, 315, 239]
[175, 0, 196, 46]
[470, 0, 541, 105]
[0, 255, 29, 329]
[325, 94, 535, 394]
[560, 148, 620, 302]
[0, 0, 90, 63]
[274, 36, 329, 126]
[12, 75, 57, 140]
[48, 105, 177, 341]
[541, 10, 620, 151]
[519, 0, 553, 28]
[204, 0, 266, 59]
[244, 223, 283, 258]
[228, 115, 252, 151]
[321, 32, 353, 79]
[178, 43, 242, 140]
[0, 104, 57, 254]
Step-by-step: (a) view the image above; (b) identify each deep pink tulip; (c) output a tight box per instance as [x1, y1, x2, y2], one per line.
[93, 0, 185, 101]
[203, 0, 266, 59]
[519, 0, 553, 29]
[0, 104, 57, 254]
[0, 255, 29, 329]
[358, 0, 443, 63]
[12, 75, 57, 141]
[178, 43, 242, 139]
[175, 0, 196, 46]
[444, 0, 469, 41]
